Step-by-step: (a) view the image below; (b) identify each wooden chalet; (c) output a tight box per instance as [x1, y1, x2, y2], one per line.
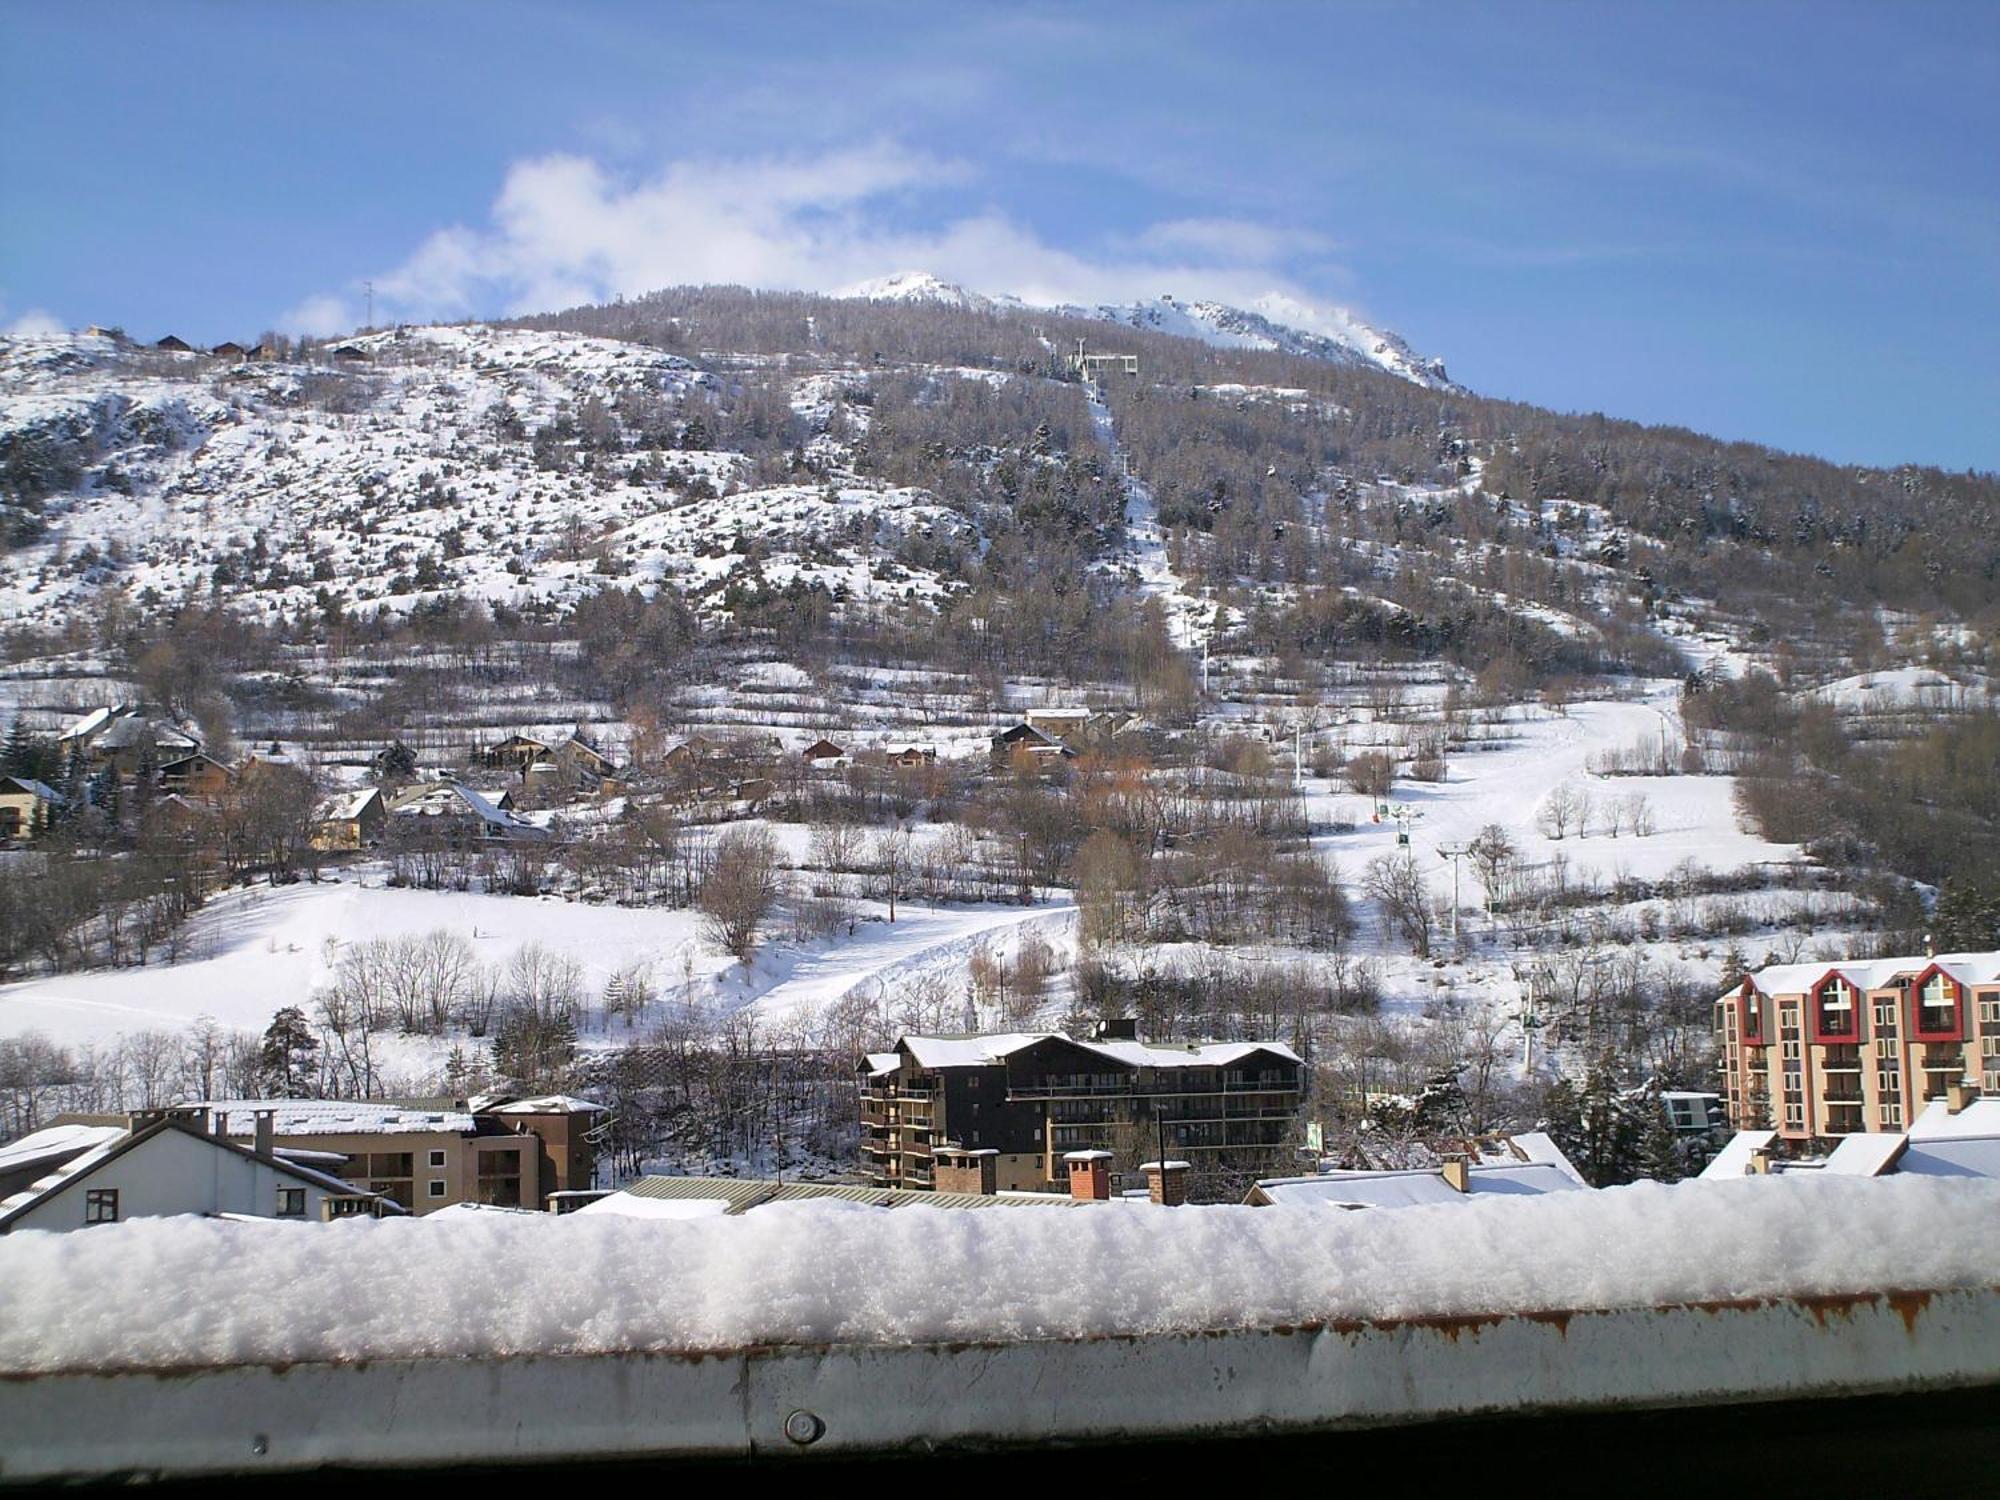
[311, 788, 386, 852]
[0, 776, 61, 843]
[156, 752, 235, 801]
[153, 334, 194, 353]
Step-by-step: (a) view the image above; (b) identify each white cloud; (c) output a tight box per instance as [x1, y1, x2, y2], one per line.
[307, 142, 1354, 326]
[5, 307, 66, 337]
[279, 293, 354, 338]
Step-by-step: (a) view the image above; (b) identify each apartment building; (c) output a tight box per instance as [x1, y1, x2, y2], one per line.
[859, 1022, 1304, 1195]
[1714, 950, 2000, 1146]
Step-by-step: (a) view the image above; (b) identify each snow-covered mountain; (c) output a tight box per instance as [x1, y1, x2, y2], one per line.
[837, 271, 998, 312]
[839, 271, 1455, 390]
[1079, 292, 1456, 391]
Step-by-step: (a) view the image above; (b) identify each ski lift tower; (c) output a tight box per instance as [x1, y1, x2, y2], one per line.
[1069, 337, 1139, 381]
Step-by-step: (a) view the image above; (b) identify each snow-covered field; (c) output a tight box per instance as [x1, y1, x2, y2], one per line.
[0, 865, 1076, 1057]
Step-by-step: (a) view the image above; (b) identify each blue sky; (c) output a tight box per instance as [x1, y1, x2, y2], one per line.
[3, 1, 1996, 470]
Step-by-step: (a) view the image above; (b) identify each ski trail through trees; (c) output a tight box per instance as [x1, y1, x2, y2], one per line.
[1086, 382, 1208, 651]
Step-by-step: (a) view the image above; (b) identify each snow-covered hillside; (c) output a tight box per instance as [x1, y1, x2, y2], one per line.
[0, 326, 978, 630]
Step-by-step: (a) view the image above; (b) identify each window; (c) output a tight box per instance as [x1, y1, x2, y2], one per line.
[1918, 973, 1960, 1037]
[1742, 988, 1764, 1041]
[85, 1188, 119, 1225]
[276, 1188, 306, 1218]
[427, 1180, 446, 1199]
[428, 1149, 446, 1168]
[1813, 978, 1857, 1040]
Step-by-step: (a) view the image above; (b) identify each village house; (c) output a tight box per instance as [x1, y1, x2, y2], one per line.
[0, 775, 61, 842]
[156, 751, 236, 801]
[0, 1110, 396, 1233]
[1022, 706, 1099, 742]
[387, 780, 539, 842]
[1714, 950, 2000, 1145]
[884, 741, 938, 767]
[153, 334, 194, 352]
[800, 737, 847, 767]
[45, 1095, 607, 1215]
[477, 729, 623, 797]
[208, 340, 248, 360]
[989, 721, 1079, 770]
[310, 787, 386, 851]
[860, 1022, 1304, 1197]
[57, 704, 201, 776]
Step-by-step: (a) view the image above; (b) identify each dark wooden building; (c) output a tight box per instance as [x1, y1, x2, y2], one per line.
[860, 1025, 1304, 1199]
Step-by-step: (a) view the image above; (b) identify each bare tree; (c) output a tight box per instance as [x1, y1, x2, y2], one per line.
[1363, 851, 1435, 957]
[1537, 781, 1584, 840]
[699, 825, 785, 960]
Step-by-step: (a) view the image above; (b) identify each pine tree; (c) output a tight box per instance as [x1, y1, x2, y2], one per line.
[1, 719, 31, 777]
[257, 1007, 320, 1097]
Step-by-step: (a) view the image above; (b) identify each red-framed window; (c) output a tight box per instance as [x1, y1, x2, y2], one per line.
[1911, 967, 1965, 1041]
[1740, 982, 1767, 1045]
[1811, 974, 1860, 1044]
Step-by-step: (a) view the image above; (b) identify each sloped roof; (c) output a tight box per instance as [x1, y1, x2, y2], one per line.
[482, 1095, 608, 1115]
[897, 1032, 1302, 1071]
[0, 1123, 125, 1178]
[1732, 950, 2000, 1000]
[1698, 1129, 1779, 1179]
[314, 788, 382, 822]
[0, 776, 59, 802]
[0, 1118, 389, 1230]
[1820, 1133, 1908, 1177]
[1252, 1161, 1584, 1209]
[202, 1100, 476, 1136]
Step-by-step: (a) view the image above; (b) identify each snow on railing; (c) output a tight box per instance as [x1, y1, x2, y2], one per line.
[1, 1176, 1995, 1375]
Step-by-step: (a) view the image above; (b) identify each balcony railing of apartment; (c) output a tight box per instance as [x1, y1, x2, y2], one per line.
[1008, 1078, 1303, 1101]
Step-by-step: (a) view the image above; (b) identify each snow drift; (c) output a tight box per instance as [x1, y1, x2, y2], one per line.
[1, 1175, 1995, 1375]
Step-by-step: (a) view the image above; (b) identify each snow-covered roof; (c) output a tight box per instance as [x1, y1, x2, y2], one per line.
[1253, 1162, 1585, 1210]
[389, 781, 533, 832]
[57, 705, 117, 742]
[1733, 951, 2000, 1000]
[313, 788, 381, 822]
[482, 1095, 608, 1116]
[898, 1033, 1302, 1071]
[1821, 1133, 1907, 1177]
[0, 1123, 125, 1177]
[863, 1052, 900, 1077]
[1907, 1095, 2000, 1142]
[201, 1100, 477, 1136]
[0, 776, 59, 802]
[1699, 1130, 1779, 1180]
[1469, 1130, 1588, 1185]
[0, 1118, 386, 1230]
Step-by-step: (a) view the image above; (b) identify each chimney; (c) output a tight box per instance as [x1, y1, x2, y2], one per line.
[1947, 1076, 1981, 1116]
[934, 1146, 999, 1196]
[1064, 1149, 1113, 1202]
[253, 1108, 276, 1161]
[1141, 1159, 1190, 1206]
[1440, 1155, 1471, 1193]
[1748, 1144, 1776, 1176]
